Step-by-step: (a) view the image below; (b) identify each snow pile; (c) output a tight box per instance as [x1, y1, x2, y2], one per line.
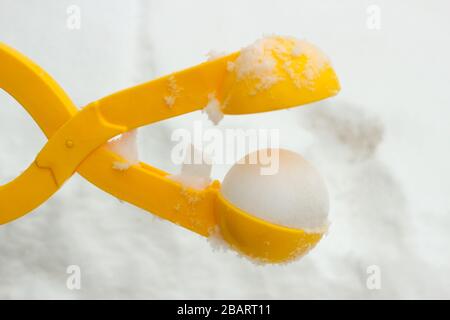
[233, 36, 332, 94]
[233, 36, 283, 94]
[287, 39, 331, 89]
[201, 36, 331, 124]
[202, 93, 224, 125]
[220, 148, 329, 233]
[168, 144, 212, 190]
[107, 129, 140, 170]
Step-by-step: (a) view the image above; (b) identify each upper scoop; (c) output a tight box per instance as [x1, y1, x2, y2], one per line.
[219, 36, 340, 115]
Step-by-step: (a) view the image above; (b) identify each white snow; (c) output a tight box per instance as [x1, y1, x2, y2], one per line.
[202, 93, 224, 125]
[233, 36, 282, 94]
[233, 36, 332, 93]
[2, 0, 450, 300]
[220, 148, 329, 232]
[163, 95, 176, 108]
[290, 39, 330, 89]
[107, 129, 140, 170]
[112, 161, 133, 171]
[164, 75, 182, 108]
[206, 50, 228, 61]
[168, 144, 212, 190]
[207, 226, 229, 252]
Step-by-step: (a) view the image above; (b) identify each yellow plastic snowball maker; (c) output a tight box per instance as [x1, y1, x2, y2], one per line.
[0, 36, 340, 263]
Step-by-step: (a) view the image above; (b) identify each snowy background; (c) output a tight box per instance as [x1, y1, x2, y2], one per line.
[1, 0, 450, 299]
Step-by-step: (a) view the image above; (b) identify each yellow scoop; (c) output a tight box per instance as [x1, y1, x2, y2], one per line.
[0, 36, 340, 263]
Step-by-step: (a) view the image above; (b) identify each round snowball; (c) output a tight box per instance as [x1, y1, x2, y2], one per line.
[220, 148, 329, 232]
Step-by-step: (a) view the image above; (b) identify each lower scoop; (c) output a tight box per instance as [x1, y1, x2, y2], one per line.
[213, 148, 329, 263]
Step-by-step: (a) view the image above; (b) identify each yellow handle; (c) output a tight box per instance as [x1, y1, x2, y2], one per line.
[0, 37, 340, 259]
[0, 43, 231, 235]
[0, 43, 77, 222]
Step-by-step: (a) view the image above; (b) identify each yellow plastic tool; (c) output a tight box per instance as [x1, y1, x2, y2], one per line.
[0, 37, 340, 263]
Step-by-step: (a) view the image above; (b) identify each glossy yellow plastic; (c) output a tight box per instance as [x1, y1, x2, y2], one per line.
[0, 38, 339, 263]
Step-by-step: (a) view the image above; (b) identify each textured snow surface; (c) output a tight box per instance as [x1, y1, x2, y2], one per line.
[1, 0, 450, 299]
[221, 148, 329, 232]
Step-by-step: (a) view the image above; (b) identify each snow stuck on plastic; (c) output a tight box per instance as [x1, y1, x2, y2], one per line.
[164, 75, 183, 108]
[206, 50, 228, 61]
[201, 36, 331, 124]
[233, 37, 282, 93]
[287, 39, 330, 89]
[107, 129, 140, 170]
[168, 144, 212, 190]
[207, 225, 230, 252]
[202, 93, 224, 125]
[232, 35, 331, 94]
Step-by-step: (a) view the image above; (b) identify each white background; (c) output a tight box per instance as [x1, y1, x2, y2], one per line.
[0, 0, 449, 299]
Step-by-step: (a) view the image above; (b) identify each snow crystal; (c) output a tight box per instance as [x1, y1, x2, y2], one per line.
[168, 144, 212, 190]
[164, 95, 176, 108]
[202, 93, 224, 125]
[206, 50, 228, 61]
[164, 75, 182, 108]
[107, 129, 140, 171]
[220, 148, 329, 232]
